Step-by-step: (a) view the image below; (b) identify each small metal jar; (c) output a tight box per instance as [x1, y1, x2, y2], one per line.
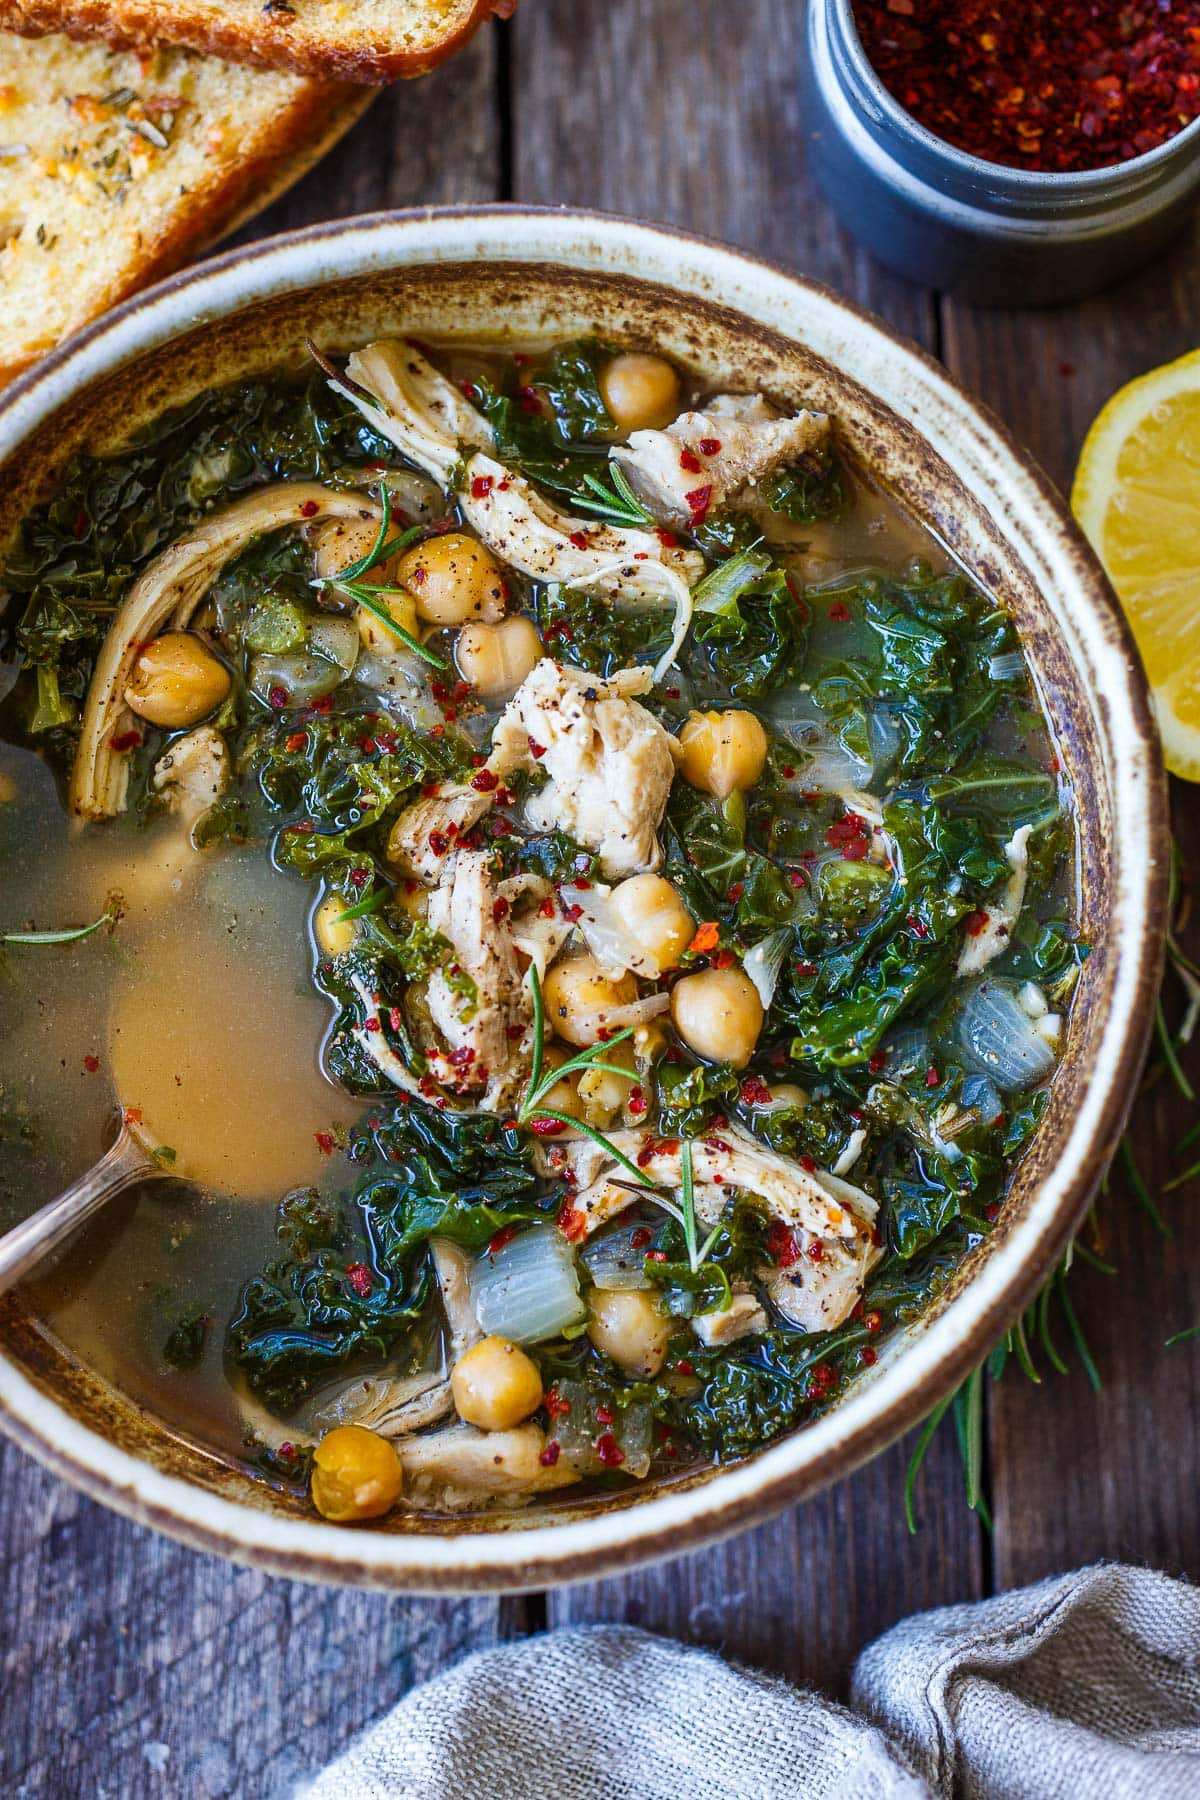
[802, 0, 1200, 306]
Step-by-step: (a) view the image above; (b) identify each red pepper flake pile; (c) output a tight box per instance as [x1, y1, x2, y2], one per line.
[853, 0, 1200, 173]
[345, 1262, 373, 1298]
[82, 1053, 100, 1074]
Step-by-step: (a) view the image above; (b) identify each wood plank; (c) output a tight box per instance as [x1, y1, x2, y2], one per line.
[510, 0, 935, 346]
[0, 1441, 501, 1797]
[511, 0, 984, 1684]
[941, 255, 1200, 1589]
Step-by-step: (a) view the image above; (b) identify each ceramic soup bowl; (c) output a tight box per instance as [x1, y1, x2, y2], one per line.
[0, 209, 1167, 1591]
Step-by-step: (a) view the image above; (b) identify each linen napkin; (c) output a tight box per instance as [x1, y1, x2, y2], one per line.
[298, 1562, 1200, 1799]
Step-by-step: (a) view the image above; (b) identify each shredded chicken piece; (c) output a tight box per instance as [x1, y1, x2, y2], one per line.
[348, 972, 427, 1101]
[613, 392, 830, 528]
[558, 1119, 880, 1336]
[430, 1238, 482, 1361]
[70, 482, 379, 822]
[150, 727, 229, 833]
[331, 341, 705, 679]
[692, 1287, 769, 1347]
[459, 452, 703, 679]
[338, 339, 494, 488]
[491, 660, 680, 878]
[308, 1369, 455, 1438]
[396, 1422, 580, 1507]
[424, 850, 532, 1108]
[385, 780, 494, 885]
[957, 825, 1033, 977]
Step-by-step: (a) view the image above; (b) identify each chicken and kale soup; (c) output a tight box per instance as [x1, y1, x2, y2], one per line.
[0, 338, 1082, 1521]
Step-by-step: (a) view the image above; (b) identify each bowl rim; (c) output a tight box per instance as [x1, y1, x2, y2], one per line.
[0, 204, 1169, 1591]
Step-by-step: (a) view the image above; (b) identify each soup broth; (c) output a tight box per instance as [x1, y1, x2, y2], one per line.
[0, 337, 1081, 1518]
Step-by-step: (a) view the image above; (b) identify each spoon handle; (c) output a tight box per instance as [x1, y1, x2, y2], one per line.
[0, 1130, 156, 1299]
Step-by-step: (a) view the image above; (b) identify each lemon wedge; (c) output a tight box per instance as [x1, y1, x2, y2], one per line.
[1072, 349, 1200, 780]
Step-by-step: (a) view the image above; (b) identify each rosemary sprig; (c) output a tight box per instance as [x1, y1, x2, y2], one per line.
[310, 484, 448, 670]
[2, 894, 122, 946]
[569, 462, 655, 529]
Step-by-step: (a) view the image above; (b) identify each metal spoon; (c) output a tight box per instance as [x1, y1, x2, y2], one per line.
[0, 1120, 166, 1298]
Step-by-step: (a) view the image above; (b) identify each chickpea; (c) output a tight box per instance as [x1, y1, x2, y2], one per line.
[314, 892, 356, 958]
[123, 633, 231, 729]
[312, 515, 387, 583]
[600, 352, 682, 435]
[455, 615, 543, 697]
[542, 952, 638, 1047]
[678, 709, 768, 799]
[451, 1335, 544, 1431]
[608, 873, 694, 976]
[357, 589, 420, 656]
[397, 533, 507, 627]
[588, 1289, 669, 1378]
[578, 1040, 636, 1126]
[671, 965, 764, 1069]
[537, 1043, 586, 1121]
[310, 1424, 403, 1523]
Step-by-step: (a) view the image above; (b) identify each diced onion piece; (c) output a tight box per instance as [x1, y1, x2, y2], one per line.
[958, 979, 1057, 1093]
[469, 1226, 587, 1344]
[988, 651, 1026, 682]
[743, 928, 791, 1011]
[250, 652, 342, 709]
[1017, 980, 1050, 1019]
[581, 1222, 664, 1291]
[560, 882, 644, 976]
[309, 616, 360, 675]
[961, 1072, 1004, 1125]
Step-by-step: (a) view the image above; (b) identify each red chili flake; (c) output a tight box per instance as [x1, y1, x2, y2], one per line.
[459, 378, 480, 400]
[72, 508, 89, 540]
[689, 920, 720, 955]
[123, 1107, 143, 1126]
[348, 866, 370, 889]
[314, 1131, 335, 1155]
[389, 1007, 403, 1033]
[108, 729, 142, 753]
[663, 686, 681, 699]
[656, 528, 679, 549]
[487, 1224, 518, 1256]
[595, 1432, 625, 1467]
[781, 766, 796, 779]
[346, 1262, 372, 1297]
[678, 448, 703, 473]
[859, 1346, 878, 1367]
[560, 900, 584, 923]
[594, 1404, 614, 1426]
[727, 881, 745, 904]
[629, 1227, 653, 1252]
[675, 1359, 694, 1376]
[277, 1442, 297, 1463]
[646, 1249, 668, 1264]
[539, 1440, 562, 1467]
[545, 1385, 571, 1418]
[907, 915, 929, 939]
[869, 1048, 888, 1074]
[865, 1310, 883, 1333]
[628, 1085, 648, 1116]
[800, 1155, 816, 1173]
[829, 600, 852, 622]
[697, 437, 722, 457]
[739, 1076, 772, 1108]
[530, 1116, 566, 1141]
[518, 386, 542, 414]
[538, 895, 556, 918]
[826, 813, 866, 847]
[268, 685, 289, 711]
[491, 897, 511, 926]
[568, 530, 589, 550]
[964, 909, 990, 936]
[285, 731, 307, 753]
[471, 474, 494, 500]
[984, 1201, 1002, 1222]
[853, 0, 1200, 174]
[766, 1220, 802, 1268]
[309, 694, 334, 716]
[686, 484, 713, 527]
[926, 1066, 941, 1088]
[527, 737, 547, 760]
[428, 830, 450, 857]
[841, 838, 870, 862]
[794, 959, 817, 978]
[82, 1054, 100, 1073]
[788, 868, 808, 890]
[299, 499, 320, 518]
[470, 767, 499, 792]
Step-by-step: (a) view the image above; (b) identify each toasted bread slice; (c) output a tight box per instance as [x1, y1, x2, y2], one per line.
[0, 0, 506, 83]
[0, 33, 373, 386]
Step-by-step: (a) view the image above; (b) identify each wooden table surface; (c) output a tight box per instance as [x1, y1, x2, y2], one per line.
[4, 5, 1200, 1793]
